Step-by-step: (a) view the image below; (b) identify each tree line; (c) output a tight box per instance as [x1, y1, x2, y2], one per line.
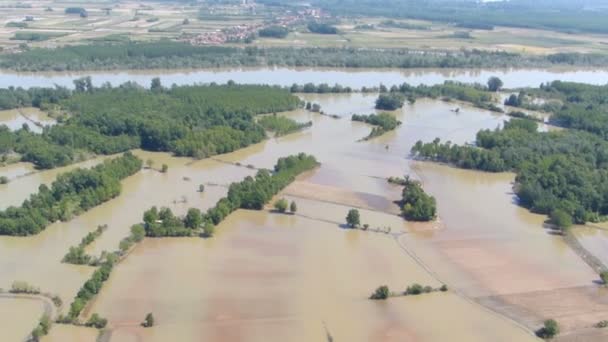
[0, 153, 142, 236]
[2, 41, 606, 72]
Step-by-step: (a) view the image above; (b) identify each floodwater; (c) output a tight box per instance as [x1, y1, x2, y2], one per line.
[1, 91, 600, 341]
[0, 297, 45, 342]
[1, 67, 608, 89]
[0, 107, 56, 133]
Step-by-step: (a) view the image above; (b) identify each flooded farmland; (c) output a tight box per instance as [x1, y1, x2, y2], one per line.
[0, 86, 604, 341]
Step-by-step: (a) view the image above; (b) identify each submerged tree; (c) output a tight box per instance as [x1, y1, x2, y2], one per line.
[370, 285, 390, 300]
[290, 201, 297, 214]
[346, 209, 360, 228]
[142, 313, 155, 328]
[274, 198, 288, 213]
[487, 76, 504, 92]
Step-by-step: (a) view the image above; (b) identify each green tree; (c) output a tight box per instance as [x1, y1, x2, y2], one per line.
[600, 271, 608, 285]
[537, 319, 559, 339]
[550, 209, 573, 231]
[370, 285, 389, 300]
[150, 77, 162, 92]
[274, 198, 288, 213]
[161, 164, 168, 173]
[203, 223, 215, 238]
[487, 76, 504, 92]
[0, 176, 8, 184]
[290, 201, 297, 213]
[184, 208, 202, 229]
[199, 184, 205, 192]
[143, 313, 155, 327]
[346, 209, 360, 228]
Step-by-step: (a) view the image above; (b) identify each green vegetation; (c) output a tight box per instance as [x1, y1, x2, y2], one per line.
[537, 319, 560, 339]
[290, 201, 297, 213]
[206, 154, 318, 225]
[307, 22, 338, 34]
[6, 22, 28, 28]
[400, 177, 436, 221]
[274, 198, 288, 213]
[412, 81, 608, 226]
[143, 207, 197, 237]
[290, 83, 352, 94]
[0, 153, 142, 236]
[63, 225, 108, 265]
[596, 320, 608, 328]
[352, 113, 401, 140]
[0, 82, 299, 169]
[31, 314, 51, 341]
[394, 81, 497, 111]
[84, 313, 107, 329]
[65, 257, 115, 322]
[10, 281, 40, 294]
[3, 42, 605, 72]
[487, 77, 504, 92]
[370, 285, 390, 300]
[142, 313, 155, 328]
[65, 7, 86, 15]
[12, 32, 66, 42]
[375, 93, 405, 110]
[600, 271, 608, 285]
[267, 0, 608, 34]
[379, 20, 429, 31]
[346, 209, 360, 228]
[258, 115, 312, 136]
[0, 176, 8, 184]
[259, 26, 289, 38]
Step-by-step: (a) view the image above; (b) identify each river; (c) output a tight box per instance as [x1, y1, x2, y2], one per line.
[1, 67, 608, 89]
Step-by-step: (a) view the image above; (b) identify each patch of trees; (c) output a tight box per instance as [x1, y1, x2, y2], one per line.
[0, 153, 142, 236]
[62, 225, 108, 265]
[274, 198, 297, 214]
[63, 257, 115, 322]
[142, 207, 199, 237]
[258, 115, 312, 136]
[205, 154, 318, 225]
[0, 82, 300, 169]
[400, 177, 436, 221]
[3, 41, 601, 72]
[289, 83, 353, 94]
[258, 26, 289, 38]
[412, 117, 608, 226]
[31, 314, 51, 341]
[352, 113, 401, 140]
[307, 22, 338, 34]
[394, 80, 497, 111]
[375, 93, 405, 110]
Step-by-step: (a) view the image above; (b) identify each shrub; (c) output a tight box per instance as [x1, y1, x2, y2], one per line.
[346, 209, 360, 228]
[85, 313, 108, 329]
[290, 201, 297, 213]
[370, 286, 390, 300]
[440, 284, 448, 292]
[596, 320, 608, 328]
[537, 319, 559, 339]
[142, 313, 155, 327]
[405, 283, 423, 295]
[274, 198, 288, 213]
[600, 271, 608, 285]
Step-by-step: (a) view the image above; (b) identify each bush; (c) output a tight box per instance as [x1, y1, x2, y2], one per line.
[85, 313, 108, 329]
[537, 319, 559, 339]
[550, 209, 573, 231]
[440, 284, 448, 292]
[203, 223, 215, 238]
[596, 320, 608, 328]
[0, 176, 8, 184]
[375, 93, 405, 110]
[290, 201, 297, 213]
[600, 271, 608, 285]
[346, 209, 360, 228]
[405, 284, 424, 295]
[274, 198, 288, 213]
[370, 285, 390, 300]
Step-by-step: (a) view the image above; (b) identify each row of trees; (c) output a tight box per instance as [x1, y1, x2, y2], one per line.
[62, 225, 108, 265]
[289, 83, 353, 94]
[206, 154, 318, 225]
[0, 153, 142, 235]
[3, 41, 603, 72]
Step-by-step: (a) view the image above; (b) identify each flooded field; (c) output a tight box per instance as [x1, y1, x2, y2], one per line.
[0, 89, 602, 341]
[1, 67, 608, 89]
[0, 107, 56, 133]
[0, 297, 45, 342]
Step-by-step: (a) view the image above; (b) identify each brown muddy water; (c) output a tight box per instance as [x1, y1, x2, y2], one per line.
[0, 91, 598, 341]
